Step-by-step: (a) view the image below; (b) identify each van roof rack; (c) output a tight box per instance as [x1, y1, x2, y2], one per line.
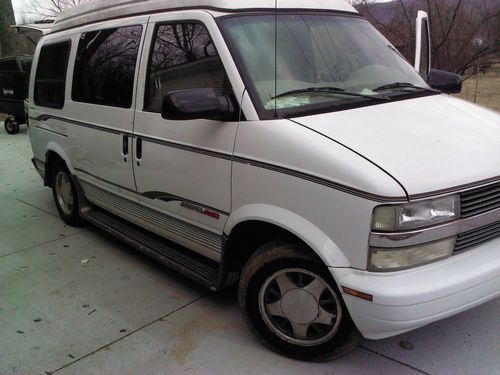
[51, 0, 357, 34]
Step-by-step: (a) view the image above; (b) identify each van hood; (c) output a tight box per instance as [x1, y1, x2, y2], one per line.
[292, 94, 500, 198]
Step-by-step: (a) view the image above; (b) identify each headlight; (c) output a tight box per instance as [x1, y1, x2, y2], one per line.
[372, 195, 460, 231]
[369, 237, 456, 271]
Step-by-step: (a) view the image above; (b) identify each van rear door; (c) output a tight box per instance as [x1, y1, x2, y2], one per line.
[29, 18, 148, 205]
[60, 18, 150, 201]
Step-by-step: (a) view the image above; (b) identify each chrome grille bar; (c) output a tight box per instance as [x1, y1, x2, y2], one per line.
[455, 220, 500, 253]
[461, 181, 500, 218]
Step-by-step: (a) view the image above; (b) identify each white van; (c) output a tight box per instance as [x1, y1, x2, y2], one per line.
[28, 0, 500, 361]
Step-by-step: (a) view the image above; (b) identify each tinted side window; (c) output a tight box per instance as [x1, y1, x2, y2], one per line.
[145, 23, 232, 112]
[72, 25, 142, 108]
[35, 41, 71, 109]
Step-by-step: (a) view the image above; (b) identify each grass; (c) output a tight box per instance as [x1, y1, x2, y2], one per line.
[456, 63, 500, 112]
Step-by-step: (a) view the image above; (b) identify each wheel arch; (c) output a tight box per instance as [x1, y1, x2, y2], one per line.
[44, 142, 73, 187]
[222, 204, 350, 279]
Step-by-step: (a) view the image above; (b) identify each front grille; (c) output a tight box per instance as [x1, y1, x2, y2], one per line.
[455, 220, 500, 253]
[460, 181, 500, 218]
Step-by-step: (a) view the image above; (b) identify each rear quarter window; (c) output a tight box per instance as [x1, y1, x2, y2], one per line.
[34, 41, 71, 109]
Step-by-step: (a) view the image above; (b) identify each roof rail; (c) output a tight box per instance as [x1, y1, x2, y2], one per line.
[50, 0, 357, 34]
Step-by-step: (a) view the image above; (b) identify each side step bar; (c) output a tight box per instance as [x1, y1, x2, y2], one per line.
[81, 207, 224, 291]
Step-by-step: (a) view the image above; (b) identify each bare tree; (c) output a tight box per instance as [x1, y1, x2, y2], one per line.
[0, 0, 17, 57]
[23, 0, 92, 21]
[354, 0, 500, 76]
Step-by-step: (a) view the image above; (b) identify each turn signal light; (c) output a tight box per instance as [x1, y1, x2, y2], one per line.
[342, 286, 373, 302]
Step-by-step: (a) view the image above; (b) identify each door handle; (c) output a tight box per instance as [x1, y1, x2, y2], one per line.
[122, 135, 129, 155]
[136, 137, 142, 166]
[122, 135, 128, 162]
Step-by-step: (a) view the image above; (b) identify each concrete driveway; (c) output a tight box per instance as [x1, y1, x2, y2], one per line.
[0, 124, 499, 375]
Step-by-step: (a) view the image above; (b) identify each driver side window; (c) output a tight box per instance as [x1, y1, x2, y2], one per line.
[144, 22, 233, 112]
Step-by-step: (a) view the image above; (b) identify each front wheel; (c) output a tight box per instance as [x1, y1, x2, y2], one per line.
[52, 159, 84, 226]
[4, 117, 20, 134]
[239, 242, 360, 361]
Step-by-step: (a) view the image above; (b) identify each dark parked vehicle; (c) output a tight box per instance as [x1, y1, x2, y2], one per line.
[0, 55, 32, 134]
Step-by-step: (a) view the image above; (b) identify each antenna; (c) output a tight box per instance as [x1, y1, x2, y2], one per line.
[274, 0, 278, 118]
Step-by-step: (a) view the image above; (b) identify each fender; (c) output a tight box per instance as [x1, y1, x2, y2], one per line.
[45, 141, 74, 174]
[224, 203, 350, 268]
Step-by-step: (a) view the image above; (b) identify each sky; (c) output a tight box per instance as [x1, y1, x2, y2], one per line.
[11, 0, 29, 23]
[10, 0, 393, 23]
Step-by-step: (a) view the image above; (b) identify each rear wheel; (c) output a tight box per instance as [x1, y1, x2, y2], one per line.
[239, 242, 361, 361]
[4, 117, 19, 134]
[52, 159, 84, 226]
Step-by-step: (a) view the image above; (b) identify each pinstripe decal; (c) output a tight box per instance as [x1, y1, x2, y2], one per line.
[37, 114, 407, 203]
[232, 156, 407, 203]
[141, 136, 232, 160]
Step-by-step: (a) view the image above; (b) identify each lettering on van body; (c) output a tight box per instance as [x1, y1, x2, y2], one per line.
[181, 202, 220, 220]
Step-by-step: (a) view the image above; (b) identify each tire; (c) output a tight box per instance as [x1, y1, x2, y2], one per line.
[239, 241, 361, 361]
[52, 159, 84, 226]
[4, 117, 20, 135]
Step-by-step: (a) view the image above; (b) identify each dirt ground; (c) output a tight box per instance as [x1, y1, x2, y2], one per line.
[457, 63, 500, 112]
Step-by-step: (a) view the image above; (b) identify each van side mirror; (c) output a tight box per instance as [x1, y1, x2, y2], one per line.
[161, 88, 235, 121]
[427, 69, 462, 94]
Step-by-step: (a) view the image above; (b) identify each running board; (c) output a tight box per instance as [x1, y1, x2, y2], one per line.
[81, 207, 223, 291]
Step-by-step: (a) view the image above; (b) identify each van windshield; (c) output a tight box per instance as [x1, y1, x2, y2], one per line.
[220, 13, 432, 118]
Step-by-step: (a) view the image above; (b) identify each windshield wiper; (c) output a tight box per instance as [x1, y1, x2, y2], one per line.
[374, 82, 439, 93]
[271, 87, 390, 101]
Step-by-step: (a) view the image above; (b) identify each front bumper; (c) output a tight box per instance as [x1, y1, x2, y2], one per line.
[332, 236, 500, 339]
